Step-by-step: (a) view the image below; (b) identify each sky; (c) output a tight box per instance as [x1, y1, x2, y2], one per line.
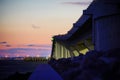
[0, 0, 93, 57]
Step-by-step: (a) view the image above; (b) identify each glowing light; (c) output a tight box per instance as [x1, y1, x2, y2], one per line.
[36, 54, 40, 57]
[16, 54, 20, 57]
[26, 55, 30, 57]
[46, 54, 51, 59]
[5, 55, 8, 58]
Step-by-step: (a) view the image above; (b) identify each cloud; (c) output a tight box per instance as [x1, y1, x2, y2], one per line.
[27, 44, 51, 47]
[5, 44, 11, 47]
[26, 44, 51, 50]
[61, 1, 91, 6]
[32, 24, 40, 29]
[0, 42, 7, 44]
[0, 41, 11, 47]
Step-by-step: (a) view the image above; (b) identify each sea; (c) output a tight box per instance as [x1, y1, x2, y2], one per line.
[0, 60, 42, 80]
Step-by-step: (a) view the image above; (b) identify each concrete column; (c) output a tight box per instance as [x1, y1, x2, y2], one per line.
[63, 47, 66, 58]
[59, 45, 62, 58]
[62, 46, 66, 58]
[57, 43, 60, 59]
[67, 49, 70, 58]
[55, 42, 57, 59]
[73, 46, 81, 56]
[61, 45, 64, 58]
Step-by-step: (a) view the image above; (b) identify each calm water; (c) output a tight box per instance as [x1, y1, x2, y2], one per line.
[0, 60, 41, 80]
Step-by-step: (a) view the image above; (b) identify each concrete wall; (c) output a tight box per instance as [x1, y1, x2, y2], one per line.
[94, 15, 120, 51]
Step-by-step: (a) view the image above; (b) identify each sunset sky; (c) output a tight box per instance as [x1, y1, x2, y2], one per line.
[0, 0, 93, 57]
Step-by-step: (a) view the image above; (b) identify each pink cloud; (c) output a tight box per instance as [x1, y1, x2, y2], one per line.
[62, 2, 91, 5]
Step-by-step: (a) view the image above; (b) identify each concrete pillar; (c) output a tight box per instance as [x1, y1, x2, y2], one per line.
[60, 44, 62, 58]
[61, 45, 63, 58]
[62, 46, 66, 58]
[55, 42, 57, 59]
[67, 49, 71, 58]
[57, 43, 60, 59]
[66, 49, 69, 58]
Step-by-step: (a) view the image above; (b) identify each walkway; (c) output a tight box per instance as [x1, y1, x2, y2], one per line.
[28, 64, 63, 80]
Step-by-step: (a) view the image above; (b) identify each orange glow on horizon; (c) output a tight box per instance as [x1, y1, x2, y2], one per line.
[0, 0, 92, 57]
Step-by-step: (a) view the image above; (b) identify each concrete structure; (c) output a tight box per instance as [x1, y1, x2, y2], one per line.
[51, 0, 120, 59]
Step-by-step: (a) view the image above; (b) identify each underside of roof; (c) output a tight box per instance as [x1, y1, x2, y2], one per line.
[53, 15, 92, 44]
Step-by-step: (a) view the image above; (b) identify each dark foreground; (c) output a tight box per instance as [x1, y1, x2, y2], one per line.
[28, 64, 62, 80]
[0, 60, 42, 80]
[49, 48, 120, 80]
[4, 71, 31, 80]
[1, 49, 120, 80]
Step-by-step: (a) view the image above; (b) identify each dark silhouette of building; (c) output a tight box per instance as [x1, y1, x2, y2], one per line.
[51, 0, 120, 59]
